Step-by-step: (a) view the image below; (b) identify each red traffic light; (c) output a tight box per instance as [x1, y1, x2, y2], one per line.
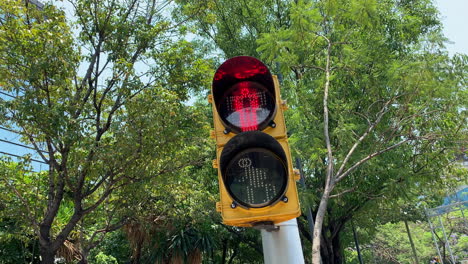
[212, 56, 276, 134]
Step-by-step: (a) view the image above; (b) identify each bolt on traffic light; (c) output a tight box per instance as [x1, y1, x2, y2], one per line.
[209, 56, 301, 227]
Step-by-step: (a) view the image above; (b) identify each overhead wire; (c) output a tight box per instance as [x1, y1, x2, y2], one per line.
[0, 138, 47, 153]
[1, 91, 49, 168]
[0, 126, 22, 134]
[0, 150, 48, 164]
[0, 91, 16, 99]
[0, 125, 48, 164]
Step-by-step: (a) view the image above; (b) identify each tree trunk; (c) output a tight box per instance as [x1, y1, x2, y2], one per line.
[312, 188, 331, 264]
[313, 37, 334, 264]
[331, 232, 344, 264]
[317, 227, 344, 264]
[78, 250, 89, 264]
[78, 257, 89, 264]
[320, 243, 331, 264]
[131, 241, 142, 264]
[40, 246, 56, 264]
[221, 239, 228, 264]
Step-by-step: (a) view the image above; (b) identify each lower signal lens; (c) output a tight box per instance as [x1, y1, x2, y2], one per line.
[224, 148, 287, 208]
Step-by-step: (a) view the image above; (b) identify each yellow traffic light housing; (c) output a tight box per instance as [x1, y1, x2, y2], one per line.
[210, 56, 300, 227]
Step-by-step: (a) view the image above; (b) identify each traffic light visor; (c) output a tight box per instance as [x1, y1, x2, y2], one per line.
[213, 56, 276, 133]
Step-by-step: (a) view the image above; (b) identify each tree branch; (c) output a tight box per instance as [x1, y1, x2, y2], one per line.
[335, 138, 412, 183]
[322, 36, 334, 186]
[335, 96, 397, 178]
[329, 186, 357, 198]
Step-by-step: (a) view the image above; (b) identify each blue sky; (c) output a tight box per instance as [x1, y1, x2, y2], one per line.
[0, 1, 467, 171]
[435, 0, 468, 55]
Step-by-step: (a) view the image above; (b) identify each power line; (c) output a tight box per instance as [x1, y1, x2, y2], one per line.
[0, 91, 16, 99]
[0, 150, 48, 164]
[0, 126, 47, 153]
[0, 126, 21, 134]
[0, 126, 41, 141]
[0, 138, 47, 153]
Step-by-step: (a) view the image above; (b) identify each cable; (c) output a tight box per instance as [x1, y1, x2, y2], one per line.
[0, 150, 48, 164]
[0, 138, 47, 153]
[0, 91, 16, 99]
[0, 126, 21, 134]
[0, 126, 41, 141]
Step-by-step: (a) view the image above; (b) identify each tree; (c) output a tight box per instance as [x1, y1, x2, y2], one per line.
[106, 137, 264, 264]
[0, 161, 43, 263]
[176, 0, 467, 263]
[256, 1, 466, 262]
[0, 0, 212, 262]
[345, 207, 468, 264]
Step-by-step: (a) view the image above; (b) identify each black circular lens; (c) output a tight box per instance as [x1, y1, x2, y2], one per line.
[218, 81, 275, 133]
[224, 148, 288, 208]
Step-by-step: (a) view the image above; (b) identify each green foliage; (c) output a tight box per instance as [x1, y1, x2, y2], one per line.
[345, 209, 468, 264]
[1, 0, 466, 262]
[94, 252, 118, 264]
[258, 0, 466, 254]
[0, 0, 215, 262]
[175, 0, 286, 59]
[0, 160, 42, 263]
[88, 231, 131, 264]
[177, 0, 467, 262]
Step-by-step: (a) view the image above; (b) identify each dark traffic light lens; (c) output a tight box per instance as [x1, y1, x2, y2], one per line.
[224, 148, 288, 208]
[218, 81, 275, 133]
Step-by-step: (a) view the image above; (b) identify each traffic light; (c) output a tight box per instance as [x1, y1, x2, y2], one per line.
[209, 56, 301, 227]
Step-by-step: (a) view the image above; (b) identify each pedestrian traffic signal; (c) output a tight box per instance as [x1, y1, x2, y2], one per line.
[220, 131, 288, 209]
[209, 56, 301, 227]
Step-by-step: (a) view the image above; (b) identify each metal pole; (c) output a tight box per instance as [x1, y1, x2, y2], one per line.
[295, 158, 316, 234]
[425, 208, 444, 264]
[351, 221, 363, 264]
[437, 215, 456, 264]
[295, 158, 323, 264]
[404, 219, 420, 264]
[459, 204, 468, 229]
[455, 194, 468, 229]
[261, 219, 305, 264]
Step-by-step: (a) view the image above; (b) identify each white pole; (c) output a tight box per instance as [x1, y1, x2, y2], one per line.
[261, 218, 305, 264]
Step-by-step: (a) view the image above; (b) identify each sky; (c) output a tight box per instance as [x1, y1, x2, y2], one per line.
[435, 0, 468, 55]
[0, 0, 467, 172]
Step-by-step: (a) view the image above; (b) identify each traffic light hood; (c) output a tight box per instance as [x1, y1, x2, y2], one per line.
[212, 56, 275, 98]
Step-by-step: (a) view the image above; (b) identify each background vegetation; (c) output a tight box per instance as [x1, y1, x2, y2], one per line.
[0, 0, 466, 263]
